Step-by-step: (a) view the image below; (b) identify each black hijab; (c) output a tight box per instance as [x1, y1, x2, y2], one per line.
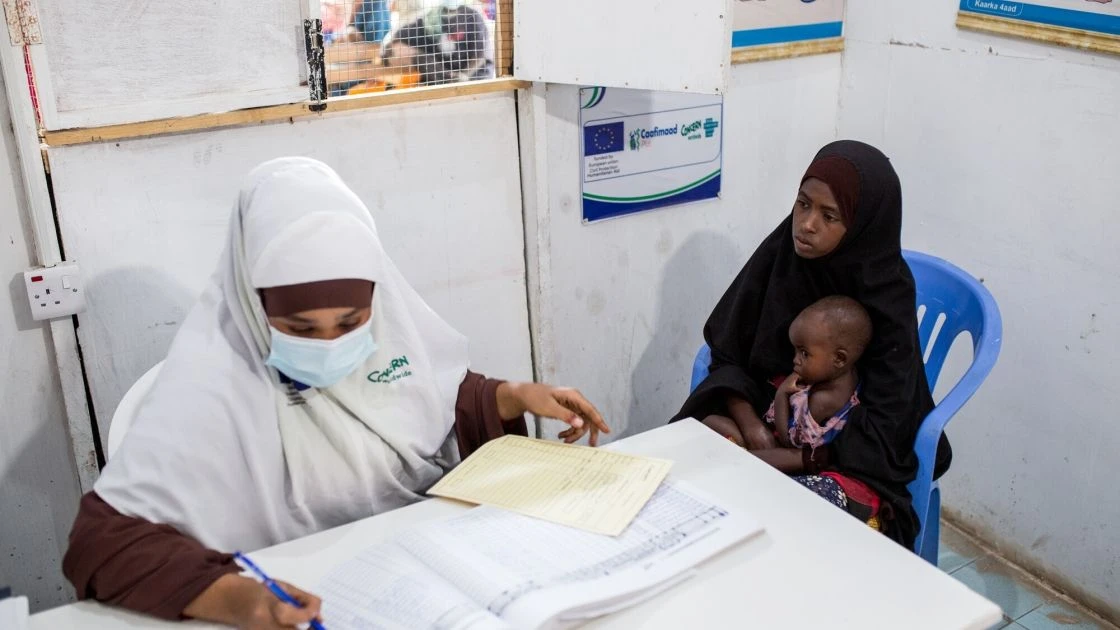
[673, 140, 950, 547]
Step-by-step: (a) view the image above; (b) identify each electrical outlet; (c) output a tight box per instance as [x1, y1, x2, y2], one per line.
[24, 262, 86, 321]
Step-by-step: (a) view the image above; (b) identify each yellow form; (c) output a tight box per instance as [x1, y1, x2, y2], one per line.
[428, 435, 673, 536]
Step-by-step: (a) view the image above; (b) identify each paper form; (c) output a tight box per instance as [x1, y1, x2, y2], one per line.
[317, 481, 758, 628]
[402, 482, 733, 618]
[427, 435, 672, 535]
[318, 542, 510, 630]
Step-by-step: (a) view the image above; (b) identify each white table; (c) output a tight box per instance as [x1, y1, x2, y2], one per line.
[31, 420, 1001, 629]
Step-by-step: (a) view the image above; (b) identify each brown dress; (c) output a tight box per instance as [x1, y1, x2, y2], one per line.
[62, 371, 526, 620]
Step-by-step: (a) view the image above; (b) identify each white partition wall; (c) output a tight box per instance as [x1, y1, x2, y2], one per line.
[0, 66, 83, 613]
[47, 93, 533, 453]
[515, 0, 733, 94]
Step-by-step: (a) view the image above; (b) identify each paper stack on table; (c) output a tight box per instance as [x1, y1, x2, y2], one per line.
[320, 480, 762, 629]
[428, 435, 673, 536]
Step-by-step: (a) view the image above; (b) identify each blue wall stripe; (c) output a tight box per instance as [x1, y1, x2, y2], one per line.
[582, 175, 721, 223]
[731, 21, 843, 48]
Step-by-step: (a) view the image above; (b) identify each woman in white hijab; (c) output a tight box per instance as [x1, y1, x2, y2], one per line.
[63, 158, 607, 629]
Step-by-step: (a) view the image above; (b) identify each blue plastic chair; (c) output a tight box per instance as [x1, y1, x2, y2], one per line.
[688, 250, 1002, 563]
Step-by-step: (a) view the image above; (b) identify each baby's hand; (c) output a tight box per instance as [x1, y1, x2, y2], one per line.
[779, 373, 803, 396]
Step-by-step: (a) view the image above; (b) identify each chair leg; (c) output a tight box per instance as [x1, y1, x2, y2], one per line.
[920, 486, 941, 564]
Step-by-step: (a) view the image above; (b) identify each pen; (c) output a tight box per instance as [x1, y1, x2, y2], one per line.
[233, 551, 327, 630]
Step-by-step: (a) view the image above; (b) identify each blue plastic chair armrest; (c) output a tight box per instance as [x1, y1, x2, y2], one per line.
[689, 343, 712, 394]
[911, 402, 954, 495]
[908, 332, 1001, 524]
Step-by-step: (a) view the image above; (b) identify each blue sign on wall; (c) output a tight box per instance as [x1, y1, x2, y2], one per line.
[960, 0, 1120, 36]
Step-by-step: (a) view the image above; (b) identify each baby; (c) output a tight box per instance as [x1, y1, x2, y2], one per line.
[767, 295, 872, 453]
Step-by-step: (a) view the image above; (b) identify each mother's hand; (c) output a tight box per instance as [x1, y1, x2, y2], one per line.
[496, 382, 610, 446]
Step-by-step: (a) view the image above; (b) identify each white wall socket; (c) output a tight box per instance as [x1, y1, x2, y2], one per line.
[24, 262, 86, 321]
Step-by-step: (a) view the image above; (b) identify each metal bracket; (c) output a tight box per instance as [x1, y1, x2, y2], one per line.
[3, 0, 42, 45]
[304, 18, 327, 112]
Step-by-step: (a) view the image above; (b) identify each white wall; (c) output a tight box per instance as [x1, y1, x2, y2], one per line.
[47, 92, 534, 451]
[0, 70, 82, 611]
[839, 0, 1120, 619]
[525, 55, 842, 440]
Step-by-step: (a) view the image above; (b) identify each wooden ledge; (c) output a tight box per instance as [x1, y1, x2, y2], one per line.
[41, 77, 531, 147]
[731, 37, 844, 64]
[956, 12, 1120, 56]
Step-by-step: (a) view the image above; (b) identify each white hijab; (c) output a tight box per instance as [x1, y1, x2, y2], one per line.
[95, 158, 469, 552]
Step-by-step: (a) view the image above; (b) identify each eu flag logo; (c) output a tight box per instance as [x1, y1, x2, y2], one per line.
[584, 122, 624, 157]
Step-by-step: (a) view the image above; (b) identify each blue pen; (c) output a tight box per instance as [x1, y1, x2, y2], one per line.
[233, 552, 327, 630]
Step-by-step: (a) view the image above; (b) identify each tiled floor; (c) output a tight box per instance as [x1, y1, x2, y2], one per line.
[939, 523, 1118, 630]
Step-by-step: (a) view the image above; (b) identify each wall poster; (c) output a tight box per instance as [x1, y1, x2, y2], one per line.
[579, 87, 723, 224]
[957, 0, 1120, 55]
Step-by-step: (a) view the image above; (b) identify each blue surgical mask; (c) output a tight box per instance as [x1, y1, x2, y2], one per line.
[265, 321, 377, 388]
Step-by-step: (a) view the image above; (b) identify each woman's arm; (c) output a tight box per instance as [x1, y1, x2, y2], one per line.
[454, 371, 529, 458]
[64, 492, 238, 619]
[63, 493, 320, 627]
[753, 445, 830, 475]
[701, 414, 746, 447]
[752, 448, 805, 474]
[455, 370, 608, 451]
[726, 394, 777, 450]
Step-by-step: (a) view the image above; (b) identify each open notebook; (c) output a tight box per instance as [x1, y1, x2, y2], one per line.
[318, 481, 762, 629]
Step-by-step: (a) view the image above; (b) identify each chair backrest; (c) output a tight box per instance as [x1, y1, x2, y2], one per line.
[106, 361, 164, 459]
[689, 343, 712, 394]
[901, 250, 1001, 551]
[904, 250, 1001, 394]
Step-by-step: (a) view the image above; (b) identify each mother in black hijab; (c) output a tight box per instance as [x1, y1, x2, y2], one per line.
[672, 140, 950, 548]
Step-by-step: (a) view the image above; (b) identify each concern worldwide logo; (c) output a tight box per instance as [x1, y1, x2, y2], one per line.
[703, 117, 719, 138]
[628, 116, 718, 150]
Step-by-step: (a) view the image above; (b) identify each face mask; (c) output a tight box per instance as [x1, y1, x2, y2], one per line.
[265, 321, 377, 388]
